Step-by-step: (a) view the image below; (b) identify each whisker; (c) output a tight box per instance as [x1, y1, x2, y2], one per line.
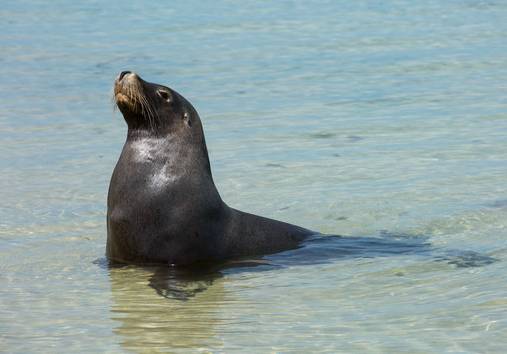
[144, 96, 157, 131]
[113, 77, 160, 132]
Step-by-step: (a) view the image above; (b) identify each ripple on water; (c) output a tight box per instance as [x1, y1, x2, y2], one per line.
[1, 0, 507, 352]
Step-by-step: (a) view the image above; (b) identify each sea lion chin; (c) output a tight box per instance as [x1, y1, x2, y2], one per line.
[106, 71, 315, 266]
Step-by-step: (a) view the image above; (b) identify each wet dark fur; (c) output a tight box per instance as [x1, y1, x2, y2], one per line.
[107, 72, 314, 265]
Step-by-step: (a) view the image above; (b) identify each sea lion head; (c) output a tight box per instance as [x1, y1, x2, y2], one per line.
[114, 71, 199, 136]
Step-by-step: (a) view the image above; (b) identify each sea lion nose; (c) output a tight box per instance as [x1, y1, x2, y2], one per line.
[118, 71, 131, 81]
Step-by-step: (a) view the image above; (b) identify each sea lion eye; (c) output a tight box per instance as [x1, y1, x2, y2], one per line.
[157, 90, 171, 102]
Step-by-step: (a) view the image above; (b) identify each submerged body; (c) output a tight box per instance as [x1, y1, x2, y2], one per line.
[107, 72, 313, 265]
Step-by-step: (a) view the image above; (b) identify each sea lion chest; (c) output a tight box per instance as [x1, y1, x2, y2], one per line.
[107, 137, 185, 232]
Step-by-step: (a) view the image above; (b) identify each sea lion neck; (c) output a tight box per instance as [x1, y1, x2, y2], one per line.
[124, 125, 214, 180]
[126, 127, 168, 139]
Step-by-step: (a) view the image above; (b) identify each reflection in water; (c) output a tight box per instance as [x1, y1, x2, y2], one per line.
[108, 265, 226, 353]
[107, 234, 431, 352]
[148, 266, 223, 301]
[106, 233, 496, 352]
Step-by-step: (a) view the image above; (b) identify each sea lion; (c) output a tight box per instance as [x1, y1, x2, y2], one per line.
[107, 71, 314, 265]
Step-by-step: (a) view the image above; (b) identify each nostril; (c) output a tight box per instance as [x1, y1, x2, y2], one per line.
[119, 71, 131, 80]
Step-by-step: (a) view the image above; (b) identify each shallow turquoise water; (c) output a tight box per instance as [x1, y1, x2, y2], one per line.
[1, 0, 507, 352]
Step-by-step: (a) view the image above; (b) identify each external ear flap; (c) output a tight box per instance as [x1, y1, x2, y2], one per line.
[183, 112, 192, 127]
[157, 89, 172, 102]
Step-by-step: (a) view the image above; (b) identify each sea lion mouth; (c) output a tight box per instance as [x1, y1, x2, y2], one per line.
[114, 71, 140, 106]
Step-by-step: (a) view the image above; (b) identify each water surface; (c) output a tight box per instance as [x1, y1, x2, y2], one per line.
[1, 0, 507, 352]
